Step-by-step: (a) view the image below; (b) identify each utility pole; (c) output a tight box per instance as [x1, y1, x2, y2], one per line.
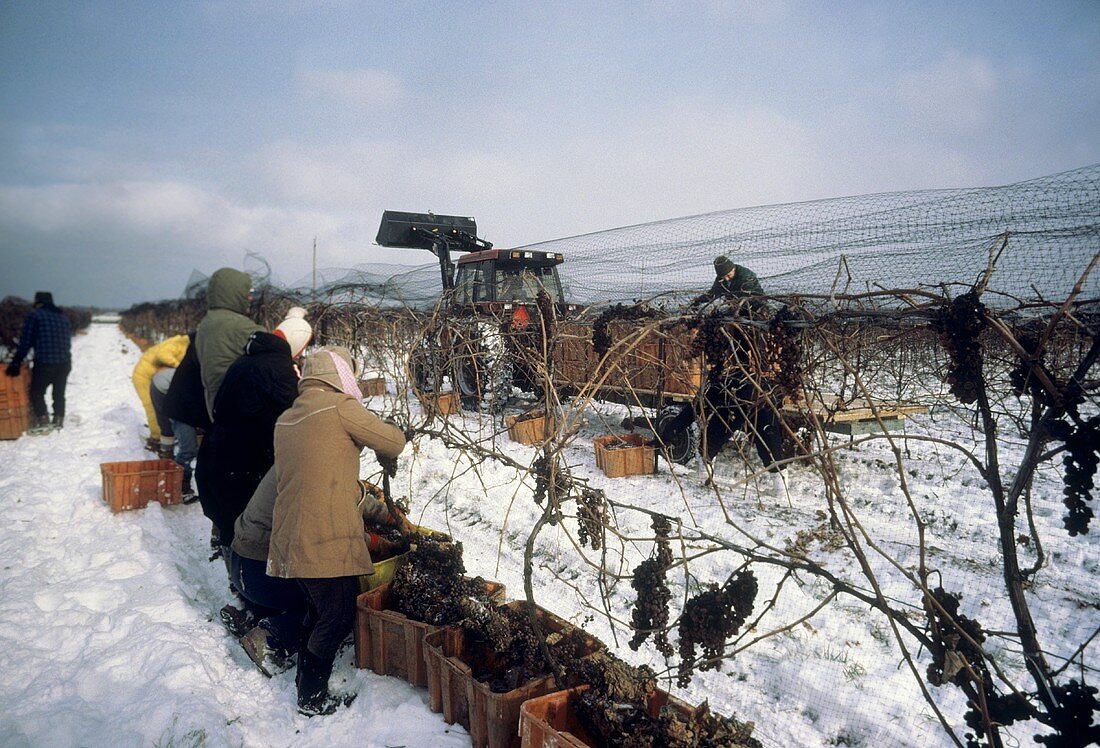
[312, 236, 317, 302]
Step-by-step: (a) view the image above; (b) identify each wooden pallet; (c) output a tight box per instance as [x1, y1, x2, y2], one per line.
[781, 394, 928, 435]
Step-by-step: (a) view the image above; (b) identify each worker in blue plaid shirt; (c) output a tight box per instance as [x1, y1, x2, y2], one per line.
[5, 291, 72, 435]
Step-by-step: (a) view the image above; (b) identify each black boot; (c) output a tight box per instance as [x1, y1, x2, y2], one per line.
[27, 416, 52, 436]
[296, 649, 350, 717]
[181, 475, 199, 505]
[52, 414, 64, 430]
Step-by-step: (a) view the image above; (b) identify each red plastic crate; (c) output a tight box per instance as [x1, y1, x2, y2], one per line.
[354, 579, 506, 686]
[100, 459, 184, 513]
[519, 685, 696, 748]
[424, 603, 604, 748]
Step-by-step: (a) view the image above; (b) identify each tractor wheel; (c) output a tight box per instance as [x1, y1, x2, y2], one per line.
[453, 324, 514, 411]
[654, 404, 700, 465]
[407, 334, 445, 394]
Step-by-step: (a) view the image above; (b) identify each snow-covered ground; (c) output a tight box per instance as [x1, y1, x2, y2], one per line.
[1, 322, 1095, 747]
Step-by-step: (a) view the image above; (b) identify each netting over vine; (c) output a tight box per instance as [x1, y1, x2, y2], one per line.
[190, 164, 1100, 309]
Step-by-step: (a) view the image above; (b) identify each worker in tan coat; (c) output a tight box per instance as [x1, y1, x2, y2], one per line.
[268, 346, 406, 716]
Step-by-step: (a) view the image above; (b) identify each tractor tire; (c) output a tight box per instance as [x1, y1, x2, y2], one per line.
[654, 404, 700, 465]
[453, 323, 514, 411]
[408, 335, 445, 394]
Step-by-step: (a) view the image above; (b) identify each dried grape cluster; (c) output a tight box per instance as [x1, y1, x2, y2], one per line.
[532, 454, 571, 527]
[391, 536, 493, 626]
[629, 515, 675, 658]
[576, 487, 608, 551]
[1049, 416, 1099, 536]
[931, 291, 987, 404]
[462, 603, 594, 693]
[1034, 679, 1100, 747]
[676, 570, 758, 687]
[1008, 333, 1055, 406]
[924, 587, 987, 688]
[592, 303, 657, 359]
[687, 312, 737, 378]
[766, 307, 804, 402]
[571, 651, 763, 747]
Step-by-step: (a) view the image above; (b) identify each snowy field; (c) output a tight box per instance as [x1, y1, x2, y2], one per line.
[0, 322, 1095, 748]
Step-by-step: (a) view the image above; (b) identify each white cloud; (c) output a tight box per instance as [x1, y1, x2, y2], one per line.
[296, 67, 406, 111]
[896, 51, 998, 134]
[0, 180, 346, 303]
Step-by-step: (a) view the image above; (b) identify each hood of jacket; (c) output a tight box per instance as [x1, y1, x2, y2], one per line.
[244, 331, 292, 359]
[299, 346, 357, 392]
[206, 268, 252, 314]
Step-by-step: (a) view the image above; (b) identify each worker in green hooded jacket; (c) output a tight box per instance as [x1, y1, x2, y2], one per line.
[194, 268, 264, 421]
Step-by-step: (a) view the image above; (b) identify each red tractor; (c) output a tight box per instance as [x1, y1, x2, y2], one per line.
[376, 211, 567, 408]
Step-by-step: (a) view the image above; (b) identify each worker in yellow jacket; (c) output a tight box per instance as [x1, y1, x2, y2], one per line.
[132, 334, 190, 452]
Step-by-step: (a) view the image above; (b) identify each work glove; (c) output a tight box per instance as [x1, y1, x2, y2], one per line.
[367, 533, 397, 557]
[5, 361, 19, 377]
[377, 454, 398, 478]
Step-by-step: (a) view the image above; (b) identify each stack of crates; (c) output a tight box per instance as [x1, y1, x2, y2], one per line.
[0, 366, 31, 440]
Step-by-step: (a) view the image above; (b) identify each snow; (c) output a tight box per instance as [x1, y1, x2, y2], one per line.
[1, 322, 1096, 747]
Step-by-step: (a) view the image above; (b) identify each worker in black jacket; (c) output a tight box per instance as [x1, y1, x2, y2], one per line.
[163, 332, 210, 503]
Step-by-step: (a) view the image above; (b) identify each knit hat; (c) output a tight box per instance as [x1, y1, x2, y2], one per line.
[713, 256, 735, 279]
[34, 291, 54, 306]
[274, 307, 312, 358]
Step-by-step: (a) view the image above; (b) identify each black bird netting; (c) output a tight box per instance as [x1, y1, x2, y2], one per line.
[199, 163, 1100, 310]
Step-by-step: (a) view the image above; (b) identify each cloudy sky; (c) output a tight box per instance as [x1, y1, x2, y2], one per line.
[1, 1, 1098, 307]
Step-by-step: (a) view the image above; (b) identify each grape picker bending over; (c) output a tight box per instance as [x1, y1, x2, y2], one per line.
[691, 254, 765, 306]
[661, 255, 787, 495]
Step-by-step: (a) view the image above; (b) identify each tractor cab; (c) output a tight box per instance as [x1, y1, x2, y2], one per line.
[453, 248, 565, 309]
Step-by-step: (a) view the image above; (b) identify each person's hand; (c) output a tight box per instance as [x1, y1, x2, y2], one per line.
[377, 454, 398, 478]
[368, 533, 397, 557]
[4, 361, 19, 377]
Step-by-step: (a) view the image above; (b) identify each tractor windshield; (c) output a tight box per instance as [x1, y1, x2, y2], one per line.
[495, 265, 562, 303]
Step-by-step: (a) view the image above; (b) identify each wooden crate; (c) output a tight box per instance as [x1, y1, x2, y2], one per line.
[519, 685, 696, 748]
[418, 390, 459, 415]
[424, 603, 605, 748]
[0, 365, 30, 405]
[0, 403, 31, 440]
[505, 412, 554, 445]
[100, 459, 184, 513]
[358, 377, 387, 397]
[354, 579, 506, 685]
[593, 433, 655, 478]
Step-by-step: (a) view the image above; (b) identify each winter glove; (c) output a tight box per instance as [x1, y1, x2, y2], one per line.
[367, 533, 397, 557]
[5, 361, 19, 377]
[377, 454, 398, 478]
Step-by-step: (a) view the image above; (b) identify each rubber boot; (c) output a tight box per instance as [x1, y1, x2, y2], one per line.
[296, 649, 344, 717]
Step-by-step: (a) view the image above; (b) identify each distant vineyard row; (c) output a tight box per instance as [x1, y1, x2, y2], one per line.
[0, 296, 94, 352]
